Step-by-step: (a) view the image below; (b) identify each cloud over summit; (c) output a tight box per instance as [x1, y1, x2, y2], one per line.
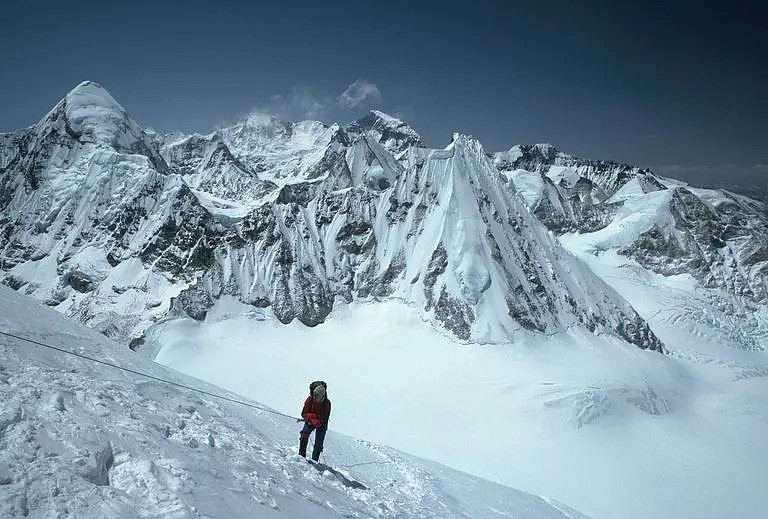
[339, 79, 382, 109]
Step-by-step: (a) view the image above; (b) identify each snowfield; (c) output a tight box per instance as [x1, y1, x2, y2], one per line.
[148, 276, 768, 519]
[0, 284, 588, 519]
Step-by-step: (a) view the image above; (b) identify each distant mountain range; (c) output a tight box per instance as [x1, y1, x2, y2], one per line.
[2, 81, 766, 352]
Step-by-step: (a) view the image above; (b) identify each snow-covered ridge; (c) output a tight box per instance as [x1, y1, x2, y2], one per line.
[0, 284, 589, 518]
[0, 81, 662, 350]
[493, 143, 663, 196]
[346, 109, 424, 154]
[494, 141, 768, 333]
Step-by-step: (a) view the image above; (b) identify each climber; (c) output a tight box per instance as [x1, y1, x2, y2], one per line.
[299, 380, 332, 461]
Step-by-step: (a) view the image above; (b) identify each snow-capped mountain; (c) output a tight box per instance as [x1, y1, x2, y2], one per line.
[494, 144, 768, 350]
[493, 143, 666, 233]
[0, 81, 661, 350]
[345, 109, 424, 154]
[0, 283, 589, 518]
[3, 81, 768, 519]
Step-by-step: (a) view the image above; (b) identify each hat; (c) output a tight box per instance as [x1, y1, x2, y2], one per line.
[313, 384, 326, 402]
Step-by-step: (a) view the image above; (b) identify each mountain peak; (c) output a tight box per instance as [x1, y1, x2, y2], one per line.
[356, 110, 413, 131]
[532, 142, 558, 154]
[367, 109, 403, 125]
[68, 80, 112, 96]
[349, 110, 423, 152]
[55, 80, 140, 146]
[65, 81, 124, 114]
[516, 143, 561, 160]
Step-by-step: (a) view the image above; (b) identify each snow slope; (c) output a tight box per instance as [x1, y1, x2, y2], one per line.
[148, 295, 768, 519]
[0, 284, 588, 518]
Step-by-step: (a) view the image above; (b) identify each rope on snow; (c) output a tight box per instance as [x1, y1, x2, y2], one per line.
[0, 329, 303, 422]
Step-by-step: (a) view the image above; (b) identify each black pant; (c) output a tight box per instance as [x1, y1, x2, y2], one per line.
[299, 422, 327, 461]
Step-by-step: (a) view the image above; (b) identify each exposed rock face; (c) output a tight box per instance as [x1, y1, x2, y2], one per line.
[493, 144, 663, 233]
[0, 82, 664, 351]
[619, 188, 768, 301]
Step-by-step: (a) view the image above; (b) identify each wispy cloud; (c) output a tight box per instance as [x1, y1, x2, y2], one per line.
[237, 79, 386, 125]
[338, 79, 382, 109]
[248, 86, 334, 122]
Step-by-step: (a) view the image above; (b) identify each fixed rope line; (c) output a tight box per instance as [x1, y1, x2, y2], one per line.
[0, 329, 303, 422]
[3, 329, 397, 477]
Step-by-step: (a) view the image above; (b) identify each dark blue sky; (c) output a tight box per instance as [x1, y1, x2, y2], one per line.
[1, 0, 766, 186]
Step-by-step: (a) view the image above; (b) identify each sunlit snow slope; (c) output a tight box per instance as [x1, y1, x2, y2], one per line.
[0, 284, 588, 518]
[149, 295, 768, 519]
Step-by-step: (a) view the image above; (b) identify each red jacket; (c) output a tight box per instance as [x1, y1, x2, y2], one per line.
[301, 395, 331, 426]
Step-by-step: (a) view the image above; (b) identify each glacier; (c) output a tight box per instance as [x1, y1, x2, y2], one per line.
[0, 284, 589, 518]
